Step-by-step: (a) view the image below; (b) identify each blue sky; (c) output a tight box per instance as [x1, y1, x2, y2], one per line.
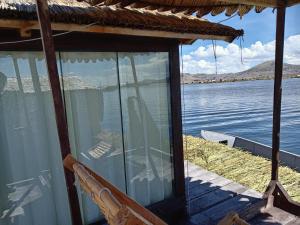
[182, 5, 300, 74]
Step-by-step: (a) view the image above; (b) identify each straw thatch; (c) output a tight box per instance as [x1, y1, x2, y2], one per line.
[81, 0, 300, 17]
[0, 0, 243, 42]
[184, 135, 300, 202]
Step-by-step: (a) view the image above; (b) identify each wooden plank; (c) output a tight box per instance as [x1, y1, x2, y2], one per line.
[271, 2, 286, 181]
[185, 166, 209, 179]
[169, 43, 186, 201]
[188, 169, 219, 181]
[217, 212, 249, 225]
[184, 162, 202, 173]
[219, 0, 278, 7]
[273, 181, 300, 216]
[190, 189, 262, 224]
[185, 163, 219, 183]
[188, 176, 233, 200]
[0, 19, 236, 44]
[188, 174, 231, 191]
[187, 171, 220, 189]
[189, 181, 247, 215]
[188, 171, 235, 199]
[185, 167, 206, 180]
[35, 0, 82, 224]
[188, 213, 211, 225]
[249, 207, 297, 225]
[286, 217, 300, 225]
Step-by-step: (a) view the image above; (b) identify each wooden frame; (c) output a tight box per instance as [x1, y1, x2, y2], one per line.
[0, 19, 239, 44]
[0, 28, 186, 224]
[263, 3, 300, 217]
[35, 1, 83, 225]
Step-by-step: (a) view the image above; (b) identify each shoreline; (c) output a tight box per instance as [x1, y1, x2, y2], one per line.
[182, 75, 300, 85]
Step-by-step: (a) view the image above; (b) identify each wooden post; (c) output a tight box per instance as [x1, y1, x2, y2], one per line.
[169, 44, 186, 200]
[35, 0, 82, 224]
[271, 4, 286, 181]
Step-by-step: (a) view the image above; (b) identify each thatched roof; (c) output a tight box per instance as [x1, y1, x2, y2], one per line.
[81, 0, 300, 17]
[0, 0, 243, 43]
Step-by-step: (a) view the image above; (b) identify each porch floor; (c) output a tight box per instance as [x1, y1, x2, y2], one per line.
[183, 161, 299, 225]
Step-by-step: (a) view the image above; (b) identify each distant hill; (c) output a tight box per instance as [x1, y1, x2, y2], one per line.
[183, 61, 300, 84]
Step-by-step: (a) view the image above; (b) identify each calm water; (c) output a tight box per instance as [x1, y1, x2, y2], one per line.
[182, 78, 300, 155]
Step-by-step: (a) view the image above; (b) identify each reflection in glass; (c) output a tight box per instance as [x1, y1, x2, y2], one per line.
[0, 51, 174, 225]
[0, 52, 71, 225]
[118, 53, 173, 206]
[59, 52, 127, 224]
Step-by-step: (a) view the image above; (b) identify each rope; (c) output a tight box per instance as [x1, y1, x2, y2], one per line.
[212, 40, 218, 76]
[216, 12, 238, 24]
[239, 36, 245, 64]
[0, 22, 98, 45]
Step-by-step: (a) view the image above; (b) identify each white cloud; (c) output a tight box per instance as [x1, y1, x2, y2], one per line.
[183, 34, 300, 74]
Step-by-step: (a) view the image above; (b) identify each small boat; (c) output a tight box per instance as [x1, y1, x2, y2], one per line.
[200, 130, 300, 172]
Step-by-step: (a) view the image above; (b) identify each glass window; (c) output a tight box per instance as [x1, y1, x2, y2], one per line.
[118, 52, 173, 206]
[0, 51, 174, 225]
[59, 52, 127, 224]
[0, 52, 72, 225]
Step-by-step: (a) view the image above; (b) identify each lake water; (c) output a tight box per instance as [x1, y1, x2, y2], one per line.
[182, 78, 300, 155]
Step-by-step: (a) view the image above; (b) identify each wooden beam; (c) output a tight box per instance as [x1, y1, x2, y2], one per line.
[271, 5, 286, 181]
[169, 44, 186, 209]
[221, 0, 300, 7]
[273, 182, 300, 216]
[0, 19, 236, 44]
[35, 1, 83, 224]
[217, 0, 278, 7]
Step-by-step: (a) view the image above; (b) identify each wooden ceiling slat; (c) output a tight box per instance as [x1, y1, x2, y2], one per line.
[104, 0, 299, 18]
[79, 0, 300, 19]
[140, 0, 290, 7]
[171, 7, 190, 14]
[157, 6, 173, 12]
[196, 8, 213, 18]
[115, 0, 135, 8]
[183, 8, 199, 15]
[255, 5, 266, 12]
[225, 5, 239, 16]
[211, 6, 226, 16]
[238, 5, 253, 17]
[128, 2, 149, 9]
[103, 0, 123, 6]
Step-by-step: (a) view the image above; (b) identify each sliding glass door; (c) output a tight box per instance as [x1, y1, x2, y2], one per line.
[0, 51, 174, 225]
[59, 52, 127, 224]
[118, 53, 173, 206]
[60, 52, 174, 223]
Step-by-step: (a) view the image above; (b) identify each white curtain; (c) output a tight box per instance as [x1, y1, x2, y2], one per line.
[0, 52, 71, 225]
[59, 52, 127, 224]
[118, 53, 173, 206]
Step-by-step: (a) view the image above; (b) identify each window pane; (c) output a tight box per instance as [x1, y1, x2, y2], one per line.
[0, 52, 72, 225]
[59, 52, 126, 224]
[118, 52, 173, 206]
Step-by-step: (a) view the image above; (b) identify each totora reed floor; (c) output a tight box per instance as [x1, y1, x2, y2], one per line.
[183, 135, 300, 203]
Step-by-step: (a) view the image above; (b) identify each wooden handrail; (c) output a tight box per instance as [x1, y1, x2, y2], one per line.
[63, 154, 168, 225]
